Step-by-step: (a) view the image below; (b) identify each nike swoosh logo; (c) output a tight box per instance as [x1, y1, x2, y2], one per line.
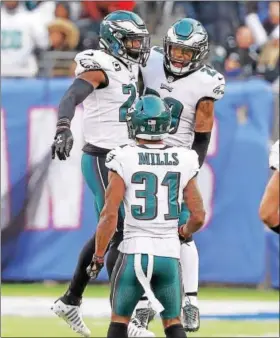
[85, 52, 94, 56]
[218, 76, 223, 80]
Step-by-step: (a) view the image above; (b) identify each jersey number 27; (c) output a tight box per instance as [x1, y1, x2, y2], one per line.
[119, 84, 137, 122]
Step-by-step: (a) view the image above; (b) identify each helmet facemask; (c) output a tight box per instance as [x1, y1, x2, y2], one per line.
[164, 39, 208, 75]
[163, 19, 209, 76]
[117, 33, 150, 66]
[100, 18, 150, 66]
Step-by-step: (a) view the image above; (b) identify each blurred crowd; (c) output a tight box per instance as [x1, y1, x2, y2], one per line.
[1, 0, 279, 88]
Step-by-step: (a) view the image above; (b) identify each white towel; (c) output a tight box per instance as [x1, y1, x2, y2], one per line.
[134, 254, 164, 314]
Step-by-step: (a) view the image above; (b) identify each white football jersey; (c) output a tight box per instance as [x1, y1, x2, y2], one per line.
[141, 46, 225, 148]
[1, 6, 49, 77]
[269, 140, 279, 171]
[75, 49, 139, 149]
[105, 143, 199, 258]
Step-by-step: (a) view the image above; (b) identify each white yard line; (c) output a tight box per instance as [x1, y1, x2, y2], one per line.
[2, 297, 279, 318]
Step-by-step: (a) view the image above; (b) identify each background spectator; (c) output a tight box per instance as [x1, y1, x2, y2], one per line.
[54, 2, 71, 20]
[27, 1, 56, 27]
[1, 0, 49, 77]
[75, 1, 136, 50]
[264, 1, 279, 38]
[257, 34, 279, 86]
[223, 26, 259, 78]
[1, 0, 278, 85]
[45, 18, 79, 77]
[48, 19, 79, 52]
[245, 1, 279, 48]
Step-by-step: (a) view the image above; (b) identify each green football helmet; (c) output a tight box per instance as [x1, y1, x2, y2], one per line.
[127, 95, 171, 141]
[99, 10, 150, 66]
[164, 18, 209, 75]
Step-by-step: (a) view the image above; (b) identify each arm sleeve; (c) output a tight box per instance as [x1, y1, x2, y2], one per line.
[57, 78, 94, 121]
[192, 131, 211, 167]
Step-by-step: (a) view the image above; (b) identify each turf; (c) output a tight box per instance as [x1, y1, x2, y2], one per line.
[2, 283, 279, 301]
[2, 284, 279, 337]
[1, 317, 279, 337]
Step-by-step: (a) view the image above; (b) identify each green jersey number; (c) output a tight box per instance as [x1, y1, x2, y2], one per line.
[131, 171, 181, 220]
[119, 84, 137, 122]
[1, 30, 23, 50]
[164, 97, 184, 134]
[200, 67, 217, 77]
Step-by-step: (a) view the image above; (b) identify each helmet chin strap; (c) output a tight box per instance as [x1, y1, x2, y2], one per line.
[167, 57, 200, 76]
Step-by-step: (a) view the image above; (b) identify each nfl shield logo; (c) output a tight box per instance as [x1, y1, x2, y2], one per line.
[167, 76, 174, 83]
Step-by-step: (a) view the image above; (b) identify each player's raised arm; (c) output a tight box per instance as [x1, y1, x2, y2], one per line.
[180, 177, 206, 238]
[51, 51, 107, 161]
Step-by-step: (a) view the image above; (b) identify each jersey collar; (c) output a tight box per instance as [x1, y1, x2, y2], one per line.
[137, 144, 172, 150]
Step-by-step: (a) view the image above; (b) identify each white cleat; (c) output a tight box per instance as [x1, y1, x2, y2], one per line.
[51, 299, 91, 337]
[128, 318, 155, 337]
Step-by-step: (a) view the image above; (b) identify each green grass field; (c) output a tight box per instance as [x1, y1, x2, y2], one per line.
[2, 283, 279, 337]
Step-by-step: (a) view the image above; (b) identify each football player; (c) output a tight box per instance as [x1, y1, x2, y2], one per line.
[131, 18, 226, 332]
[87, 95, 205, 338]
[259, 140, 279, 234]
[51, 10, 151, 337]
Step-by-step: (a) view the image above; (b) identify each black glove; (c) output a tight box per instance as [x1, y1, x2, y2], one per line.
[51, 118, 74, 160]
[86, 255, 104, 280]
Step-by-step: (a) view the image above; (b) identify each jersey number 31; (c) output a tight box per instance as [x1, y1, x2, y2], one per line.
[131, 171, 181, 220]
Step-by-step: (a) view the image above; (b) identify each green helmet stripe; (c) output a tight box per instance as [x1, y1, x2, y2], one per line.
[174, 20, 193, 40]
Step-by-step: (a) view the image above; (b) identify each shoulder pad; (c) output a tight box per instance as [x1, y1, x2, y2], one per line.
[106, 146, 123, 163]
[74, 50, 114, 77]
[105, 146, 125, 178]
[188, 149, 200, 178]
[199, 65, 225, 101]
[179, 148, 200, 181]
[142, 46, 163, 71]
[151, 46, 164, 55]
[269, 140, 279, 171]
